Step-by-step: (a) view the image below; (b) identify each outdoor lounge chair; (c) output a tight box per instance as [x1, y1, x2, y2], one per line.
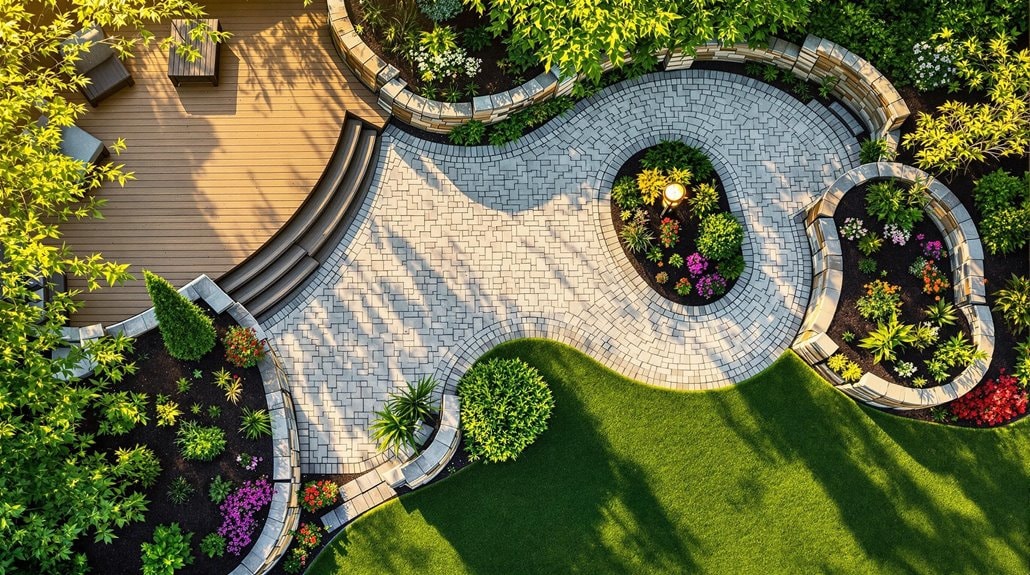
[38, 116, 109, 165]
[61, 26, 134, 107]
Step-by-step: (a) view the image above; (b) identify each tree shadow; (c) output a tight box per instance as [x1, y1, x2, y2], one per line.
[719, 354, 1029, 574]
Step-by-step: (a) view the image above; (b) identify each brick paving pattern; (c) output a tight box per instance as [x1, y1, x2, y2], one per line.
[262, 70, 859, 473]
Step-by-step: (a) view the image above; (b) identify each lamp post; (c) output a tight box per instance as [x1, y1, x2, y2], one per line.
[661, 182, 686, 216]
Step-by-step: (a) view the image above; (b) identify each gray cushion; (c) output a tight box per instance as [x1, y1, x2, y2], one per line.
[61, 26, 115, 74]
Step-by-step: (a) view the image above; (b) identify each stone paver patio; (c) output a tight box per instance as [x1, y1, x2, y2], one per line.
[262, 70, 859, 474]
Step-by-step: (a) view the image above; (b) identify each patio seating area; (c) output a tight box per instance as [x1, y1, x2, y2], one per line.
[61, 0, 386, 326]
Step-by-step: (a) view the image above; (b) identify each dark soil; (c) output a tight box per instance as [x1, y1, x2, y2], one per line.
[609, 146, 739, 306]
[828, 183, 972, 387]
[343, 0, 542, 99]
[80, 307, 273, 575]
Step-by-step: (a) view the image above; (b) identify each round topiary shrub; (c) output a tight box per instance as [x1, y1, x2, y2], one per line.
[696, 212, 744, 262]
[458, 358, 555, 463]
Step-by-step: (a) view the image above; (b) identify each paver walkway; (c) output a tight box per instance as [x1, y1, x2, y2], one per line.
[262, 70, 859, 474]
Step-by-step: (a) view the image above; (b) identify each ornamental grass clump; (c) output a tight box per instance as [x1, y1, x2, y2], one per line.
[458, 358, 554, 463]
[218, 477, 274, 555]
[144, 269, 216, 361]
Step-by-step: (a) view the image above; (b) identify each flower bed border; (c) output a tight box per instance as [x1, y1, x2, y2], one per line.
[794, 163, 994, 410]
[326, 0, 907, 137]
[104, 275, 301, 575]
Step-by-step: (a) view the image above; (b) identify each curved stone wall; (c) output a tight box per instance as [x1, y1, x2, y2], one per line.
[327, 0, 907, 138]
[105, 275, 301, 575]
[795, 163, 994, 410]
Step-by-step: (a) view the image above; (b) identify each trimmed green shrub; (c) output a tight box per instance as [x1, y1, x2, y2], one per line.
[458, 358, 555, 463]
[974, 169, 1030, 255]
[175, 421, 226, 461]
[141, 523, 193, 575]
[144, 270, 216, 361]
[973, 169, 1027, 215]
[717, 253, 746, 281]
[696, 212, 744, 262]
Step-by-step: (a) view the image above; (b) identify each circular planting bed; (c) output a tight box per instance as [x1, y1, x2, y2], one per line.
[827, 178, 979, 389]
[609, 140, 744, 305]
[81, 304, 274, 574]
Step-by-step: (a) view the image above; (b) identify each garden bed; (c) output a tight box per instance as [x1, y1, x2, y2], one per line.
[609, 141, 744, 305]
[828, 182, 974, 388]
[80, 307, 274, 575]
[344, 0, 542, 100]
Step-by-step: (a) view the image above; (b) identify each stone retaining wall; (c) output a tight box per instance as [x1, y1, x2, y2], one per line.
[104, 275, 301, 575]
[326, 0, 907, 137]
[795, 163, 994, 410]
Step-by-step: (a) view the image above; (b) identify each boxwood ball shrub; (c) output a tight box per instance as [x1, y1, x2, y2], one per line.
[458, 358, 555, 463]
[144, 269, 216, 361]
[696, 212, 744, 262]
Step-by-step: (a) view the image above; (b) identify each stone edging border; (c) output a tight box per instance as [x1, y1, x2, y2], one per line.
[326, 0, 907, 138]
[104, 275, 301, 575]
[794, 163, 994, 410]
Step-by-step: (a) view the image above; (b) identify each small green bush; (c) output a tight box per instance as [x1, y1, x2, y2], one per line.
[199, 533, 226, 559]
[113, 445, 162, 488]
[858, 257, 878, 275]
[981, 207, 1030, 255]
[696, 212, 744, 262]
[1015, 339, 1030, 387]
[688, 182, 719, 219]
[175, 421, 227, 461]
[144, 270, 216, 361]
[856, 280, 902, 323]
[167, 476, 194, 505]
[156, 397, 182, 427]
[641, 141, 715, 181]
[994, 275, 1030, 335]
[973, 169, 1028, 216]
[97, 391, 149, 436]
[141, 523, 194, 575]
[611, 176, 642, 210]
[717, 253, 746, 281]
[865, 181, 927, 232]
[449, 120, 485, 146]
[488, 118, 524, 146]
[417, 0, 461, 22]
[458, 358, 555, 463]
[209, 474, 234, 504]
[859, 138, 895, 164]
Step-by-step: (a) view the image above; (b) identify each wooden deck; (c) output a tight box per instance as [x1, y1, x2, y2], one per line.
[63, 0, 387, 326]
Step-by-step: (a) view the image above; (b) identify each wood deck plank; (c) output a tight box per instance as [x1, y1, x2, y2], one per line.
[65, 0, 387, 326]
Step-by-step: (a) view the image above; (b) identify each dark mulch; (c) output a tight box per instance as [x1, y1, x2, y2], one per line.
[80, 307, 273, 575]
[609, 146, 738, 306]
[828, 183, 972, 387]
[343, 0, 542, 99]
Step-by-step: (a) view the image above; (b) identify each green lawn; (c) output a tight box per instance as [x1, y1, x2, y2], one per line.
[309, 340, 1029, 575]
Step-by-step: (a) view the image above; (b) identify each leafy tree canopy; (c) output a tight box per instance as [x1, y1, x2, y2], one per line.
[0, 1, 218, 572]
[466, 0, 811, 82]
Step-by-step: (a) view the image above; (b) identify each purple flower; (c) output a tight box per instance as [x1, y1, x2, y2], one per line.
[696, 273, 728, 299]
[686, 253, 708, 278]
[218, 477, 275, 555]
[922, 240, 944, 260]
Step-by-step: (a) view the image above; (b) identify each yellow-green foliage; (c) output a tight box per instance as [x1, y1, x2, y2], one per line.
[904, 33, 1030, 172]
[827, 353, 863, 383]
[636, 168, 668, 205]
[666, 167, 692, 186]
